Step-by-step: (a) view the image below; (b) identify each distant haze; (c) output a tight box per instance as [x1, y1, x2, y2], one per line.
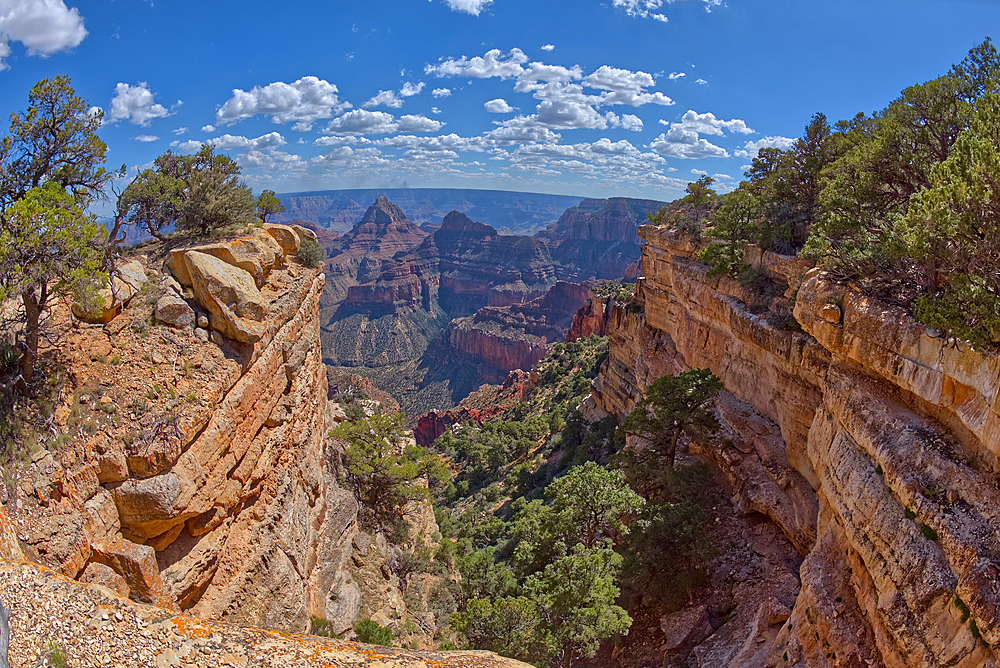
[274, 188, 585, 235]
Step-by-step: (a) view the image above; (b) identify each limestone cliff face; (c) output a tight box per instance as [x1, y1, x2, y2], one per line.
[591, 224, 1000, 667]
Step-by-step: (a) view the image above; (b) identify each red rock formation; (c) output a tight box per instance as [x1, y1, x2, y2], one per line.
[321, 196, 427, 308]
[442, 281, 592, 383]
[413, 369, 534, 446]
[566, 287, 610, 342]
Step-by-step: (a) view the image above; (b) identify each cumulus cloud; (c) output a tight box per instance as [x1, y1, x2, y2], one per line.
[443, 0, 492, 15]
[0, 0, 87, 69]
[648, 131, 728, 159]
[322, 110, 443, 136]
[672, 110, 753, 136]
[611, 0, 668, 21]
[425, 48, 528, 80]
[208, 132, 287, 150]
[215, 76, 349, 130]
[397, 114, 444, 132]
[432, 88, 451, 98]
[169, 139, 204, 155]
[108, 82, 175, 126]
[646, 109, 754, 159]
[541, 44, 555, 51]
[400, 82, 424, 97]
[668, 72, 685, 80]
[133, 134, 158, 143]
[363, 89, 403, 109]
[239, 149, 307, 173]
[172, 127, 188, 135]
[201, 124, 216, 132]
[431, 107, 442, 114]
[734, 135, 797, 158]
[484, 98, 515, 113]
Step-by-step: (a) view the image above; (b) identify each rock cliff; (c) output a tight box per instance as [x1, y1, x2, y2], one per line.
[440, 281, 592, 384]
[537, 197, 665, 281]
[590, 224, 1000, 667]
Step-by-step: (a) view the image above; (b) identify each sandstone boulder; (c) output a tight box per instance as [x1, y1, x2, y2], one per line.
[184, 251, 267, 344]
[155, 291, 195, 329]
[166, 232, 285, 289]
[72, 260, 148, 323]
[79, 562, 129, 598]
[90, 536, 177, 610]
[660, 604, 713, 651]
[264, 223, 302, 255]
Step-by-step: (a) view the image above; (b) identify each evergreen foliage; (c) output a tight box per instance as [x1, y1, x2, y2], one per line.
[622, 369, 723, 470]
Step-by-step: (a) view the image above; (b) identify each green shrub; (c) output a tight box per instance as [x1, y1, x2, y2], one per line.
[296, 237, 325, 268]
[354, 618, 394, 645]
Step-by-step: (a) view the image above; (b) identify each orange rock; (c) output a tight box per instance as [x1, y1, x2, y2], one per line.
[90, 535, 177, 610]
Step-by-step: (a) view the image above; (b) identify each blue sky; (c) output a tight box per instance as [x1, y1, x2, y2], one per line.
[0, 0, 998, 206]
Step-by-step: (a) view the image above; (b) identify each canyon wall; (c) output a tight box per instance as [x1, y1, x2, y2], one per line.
[591, 225, 1000, 667]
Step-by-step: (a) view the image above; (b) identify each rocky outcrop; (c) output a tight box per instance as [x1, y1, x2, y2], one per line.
[537, 197, 665, 281]
[72, 259, 148, 323]
[566, 286, 611, 342]
[440, 281, 591, 384]
[591, 224, 1000, 666]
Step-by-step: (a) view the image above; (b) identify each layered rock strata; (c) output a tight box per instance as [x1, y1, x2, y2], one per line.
[591, 224, 1000, 667]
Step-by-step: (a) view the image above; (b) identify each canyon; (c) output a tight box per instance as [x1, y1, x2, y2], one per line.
[586, 224, 1000, 667]
[317, 194, 662, 416]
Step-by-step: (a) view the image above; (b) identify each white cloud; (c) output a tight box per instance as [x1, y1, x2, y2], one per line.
[397, 114, 444, 132]
[215, 76, 349, 129]
[108, 82, 174, 126]
[322, 110, 443, 136]
[483, 124, 560, 146]
[208, 131, 287, 150]
[612, 0, 721, 21]
[0, 0, 87, 70]
[172, 127, 188, 135]
[673, 110, 753, 136]
[484, 98, 515, 113]
[431, 106, 442, 114]
[668, 72, 686, 80]
[611, 0, 668, 21]
[648, 131, 728, 159]
[618, 114, 643, 131]
[133, 134, 158, 143]
[691, 168, 707, 175]
[584, 65, 654, 93]
[425, 48, 528, 80]
[734, 135, 797, 158]
[541, 44, 554, 51]
[443, 0, 491, 15]
[239, 149, 307, 173]
[695, 78, 707, 85]
[400, 81, 425, 96]
[169, 139, 204, 155]
[314, 135, 372, 147]
[432, 88, 452, 98]
[363, 89, 403, 109]
[201, 124, 216, 132]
